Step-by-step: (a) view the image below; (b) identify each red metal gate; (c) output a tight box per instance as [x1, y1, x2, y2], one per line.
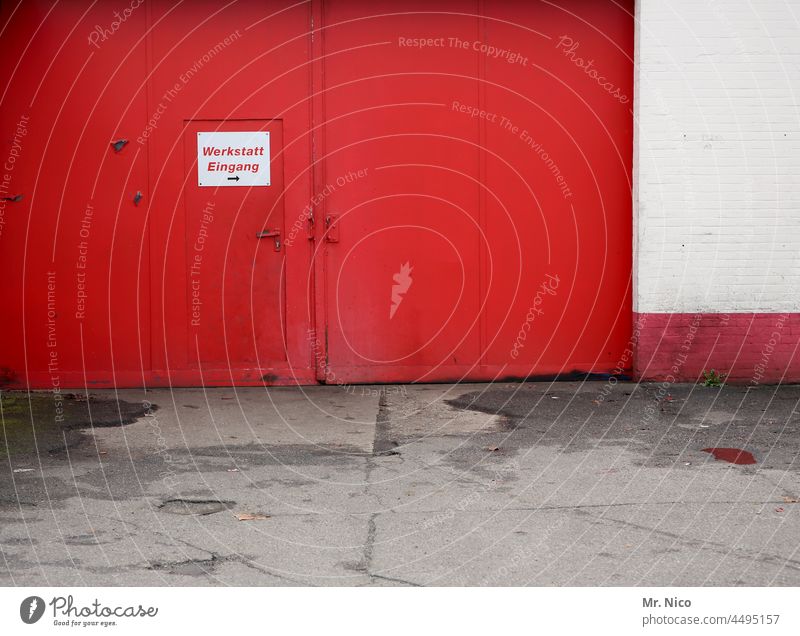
[316, 0, 633, 383]
[0, 1, 633, 388]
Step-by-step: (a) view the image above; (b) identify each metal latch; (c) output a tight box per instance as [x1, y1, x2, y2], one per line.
[325, 214, 339, 243]
[256, 229, 282, 251]
[306, 211, 315, 240]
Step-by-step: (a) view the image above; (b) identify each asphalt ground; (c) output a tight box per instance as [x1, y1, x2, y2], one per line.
[1, 381, 798, 585]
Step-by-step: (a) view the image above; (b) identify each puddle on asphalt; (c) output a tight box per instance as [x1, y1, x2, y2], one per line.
[702, 447, 757, 465]
[0, 392, 153, 457]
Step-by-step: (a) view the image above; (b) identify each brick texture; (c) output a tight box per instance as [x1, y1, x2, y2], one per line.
[634, 0, 800, 313]
[634, 312, 800, 383]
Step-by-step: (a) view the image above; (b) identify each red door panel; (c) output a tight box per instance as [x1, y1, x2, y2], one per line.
[0, 1, 150, 388]
[319, 0, 634, 383]
[145, 0, 315, 385]
[481, 1, 634, 376]
[319, 1, 486, 383]
[182, 119, 286, 372]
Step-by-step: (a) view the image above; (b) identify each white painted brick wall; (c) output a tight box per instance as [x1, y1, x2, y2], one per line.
[634, 0, 800, 313]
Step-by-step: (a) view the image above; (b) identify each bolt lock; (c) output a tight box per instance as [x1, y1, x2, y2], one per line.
[256, 229, 282, 251]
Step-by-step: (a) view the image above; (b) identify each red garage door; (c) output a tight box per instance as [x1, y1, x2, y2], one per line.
[0, 0, 632, 388]
[317, 0, 633, 383]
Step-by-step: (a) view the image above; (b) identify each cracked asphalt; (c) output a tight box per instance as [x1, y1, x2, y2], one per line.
[1, 381, 799, 586]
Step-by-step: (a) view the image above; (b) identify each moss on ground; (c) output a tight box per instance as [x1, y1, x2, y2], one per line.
[0, 392, 152, 459]
[0, 393, 68, 457]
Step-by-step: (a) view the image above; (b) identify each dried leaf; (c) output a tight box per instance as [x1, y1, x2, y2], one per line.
[234, 512, 270, 521]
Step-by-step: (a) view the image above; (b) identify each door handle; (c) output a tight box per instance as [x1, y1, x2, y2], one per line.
[256, 229, 281, 251]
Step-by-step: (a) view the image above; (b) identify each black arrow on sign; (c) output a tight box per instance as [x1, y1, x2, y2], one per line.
[227, 175, 240, 182]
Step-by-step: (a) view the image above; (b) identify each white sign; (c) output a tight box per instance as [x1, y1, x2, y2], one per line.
[197, 131, 270, 187]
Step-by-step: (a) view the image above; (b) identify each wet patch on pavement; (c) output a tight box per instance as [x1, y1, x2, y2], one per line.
[0, 392, 154, 457]
[445, 383, 800, 470]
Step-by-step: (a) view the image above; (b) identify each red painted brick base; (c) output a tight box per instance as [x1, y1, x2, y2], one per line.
[633, 312, 800, 384]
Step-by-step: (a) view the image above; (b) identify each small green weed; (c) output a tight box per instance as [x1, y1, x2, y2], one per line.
[702, 369, 725, 387]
